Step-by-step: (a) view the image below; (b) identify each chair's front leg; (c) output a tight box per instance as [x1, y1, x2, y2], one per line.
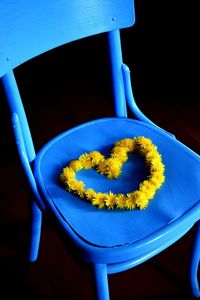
[190, 220, 200, 297]
[28, 199, 42, 262]
[93, 264, 110, 300]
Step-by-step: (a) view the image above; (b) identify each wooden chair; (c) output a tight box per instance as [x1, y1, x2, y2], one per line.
[0, 1, 200, 299]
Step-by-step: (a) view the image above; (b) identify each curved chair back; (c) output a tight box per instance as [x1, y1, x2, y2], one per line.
[0, 0, 135, 77]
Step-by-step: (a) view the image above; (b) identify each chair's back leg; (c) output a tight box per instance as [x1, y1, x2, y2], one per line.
[190, 220, 200, 297]
[28, 199, 43, 262]
[93, 264, 110, 300]
[108, 30, 127, 118]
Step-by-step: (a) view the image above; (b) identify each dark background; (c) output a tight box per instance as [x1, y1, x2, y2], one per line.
[0, 1, 199, 299]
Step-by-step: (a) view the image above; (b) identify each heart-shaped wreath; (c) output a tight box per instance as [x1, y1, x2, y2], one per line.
[60, 137, 165, 210]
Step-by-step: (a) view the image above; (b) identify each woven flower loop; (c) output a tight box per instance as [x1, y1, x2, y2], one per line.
[60, 137, 165, 210]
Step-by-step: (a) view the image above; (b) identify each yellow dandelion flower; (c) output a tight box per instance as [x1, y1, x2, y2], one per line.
[89, 151, 104, 165]
[150, 161, 165, 174]
[133, 191, 149, 209]
[76, 187, 85, 198]
[149, 173, 165, 188]
[111, 146, 128, 163]
[115, 138, 135, 151]
[92, 193, 106, 209]
[136, 137, 158, 157]
[86, 188, 97, 201]
[105, 192, 116, 209]
[139, 180, 156, 199]
[149, 156, 162, 168]
[61, 167, 76, 182]
[137, 136, 152, 147]
[69, 159, 83, 171]
[145, 151, 156, 162]
[136, 198, 149, 209]
[115, 194, 126, 209]
[96, 160, 108, 175]
[106, 158, 122, 179]
[125, 193, 137, 210]
[67, 179, 85, 193]
[79, 153, 93, 169]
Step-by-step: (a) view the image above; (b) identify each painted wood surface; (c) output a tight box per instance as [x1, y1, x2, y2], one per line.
[0, 0, 135, 76]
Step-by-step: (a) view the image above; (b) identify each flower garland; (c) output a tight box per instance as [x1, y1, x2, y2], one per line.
[60, 137, 165, 210]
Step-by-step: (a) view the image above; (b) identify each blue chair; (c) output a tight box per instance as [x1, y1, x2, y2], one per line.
[0, 1, 200, 299]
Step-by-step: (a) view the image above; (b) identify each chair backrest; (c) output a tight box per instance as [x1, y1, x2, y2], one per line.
[0, 0, 135, 77]
[0, 0, 136, 178]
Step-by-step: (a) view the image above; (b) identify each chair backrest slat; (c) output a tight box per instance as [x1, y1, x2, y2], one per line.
[0, 0, 135, 77]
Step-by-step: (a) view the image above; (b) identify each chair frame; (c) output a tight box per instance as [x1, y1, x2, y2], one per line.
[1, 1, 200, 299]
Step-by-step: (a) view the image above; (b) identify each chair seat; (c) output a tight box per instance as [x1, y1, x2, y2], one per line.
[34, 118, 200, 252]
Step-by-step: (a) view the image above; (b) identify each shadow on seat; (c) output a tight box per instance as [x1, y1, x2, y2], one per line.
[0, 1, 200, 299]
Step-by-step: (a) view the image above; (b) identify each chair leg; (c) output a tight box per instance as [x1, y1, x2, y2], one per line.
[28, 199, 42, 262]
[190, 221, 200, 297]
[93, 264, 110, 300]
